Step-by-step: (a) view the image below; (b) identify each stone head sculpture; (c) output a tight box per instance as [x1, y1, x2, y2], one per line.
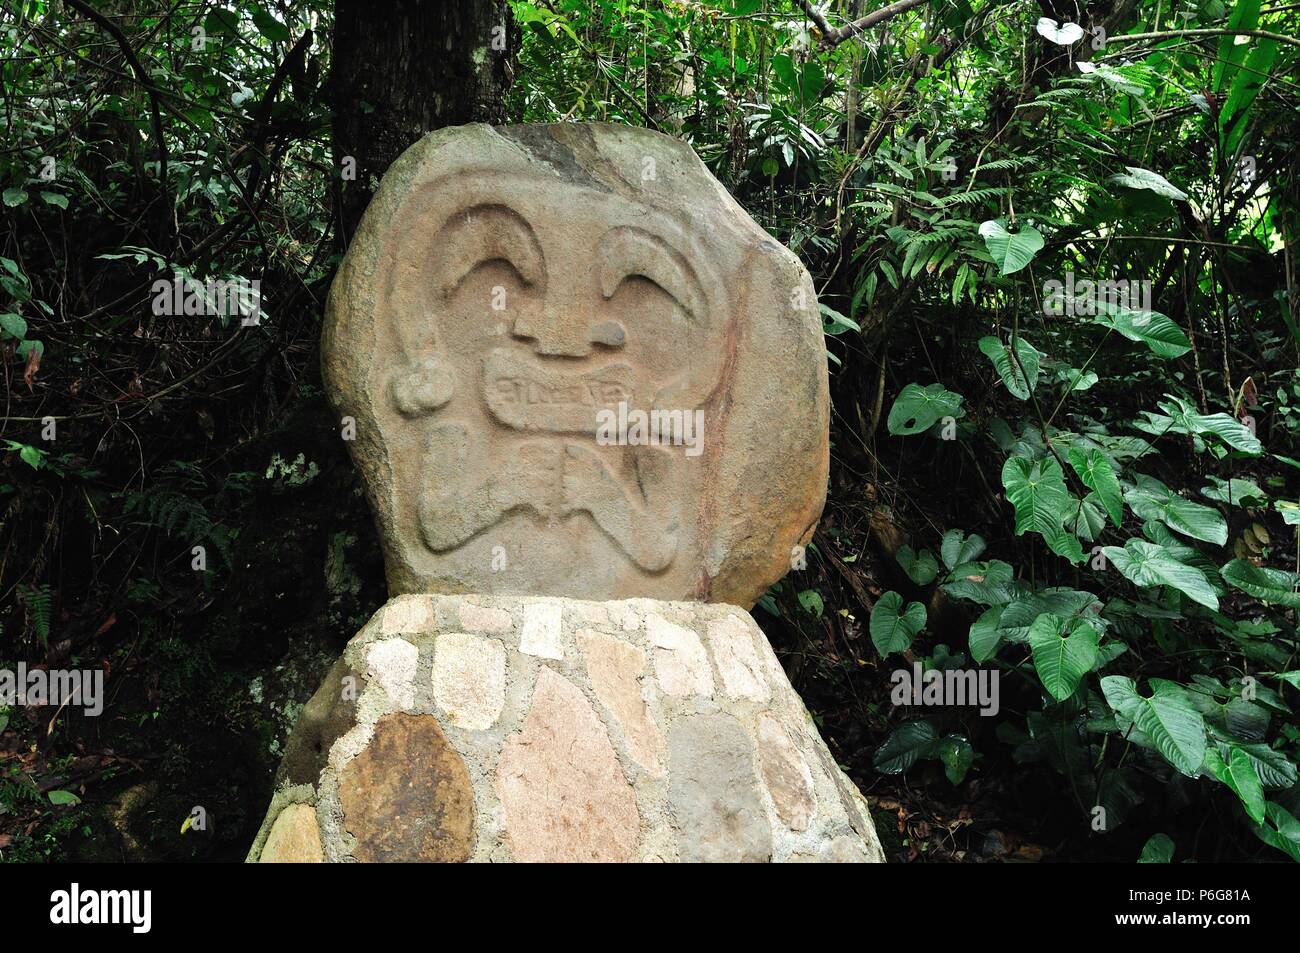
[323, 123, 828, 607]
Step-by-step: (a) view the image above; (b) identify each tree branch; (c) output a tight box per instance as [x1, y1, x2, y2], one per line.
[1107, 27, 1300, 50]
[65, 0, 172, 240]
[796, 0, 932, 49]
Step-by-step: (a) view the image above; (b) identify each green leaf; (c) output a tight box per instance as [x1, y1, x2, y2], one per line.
[252, 8, 292, 43]
[886, 383, 963, 436]
[968, 605, 1005, 663]
[873, 720, 938, 774]
[48, 790, 81, 806]
[1093, 307, 1192, 358]
[39, 191, 68, 209]
[1201, 477, 1267, 507]
[937, 734, 974, 784]
[977, 219, 1044, 275]
[978, 335, 1039, 399]
[1108, 166, 1188, 201]
[870, 591, 926, 658]
[820, 303, 860, 336]
[1101, 676, 1206, 777]
[1001, 456, 1082, 562]
[1124, 475, 1227, 546]
[3, 188, 29, 207]
[1028, 612, 1099, 701]
[1067, 447, 1122, 526]
[797, 588, 824, 618]
[1143, 395, 1263, 454]
[1220, 559, 1300, 609]
[0, 312, 27, 340]
[1254, 802, 1300, 862]
[896, 545, 939, 585]
[1205, 747, 1266, 824]
[943, 559, 1018, 606]
[1137, 833, 1175, 863]
[941, 529, 986, 570]
[1103, 540, 1219, 610]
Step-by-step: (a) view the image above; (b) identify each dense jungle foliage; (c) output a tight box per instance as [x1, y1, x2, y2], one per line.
[1, 0, 1298, 863]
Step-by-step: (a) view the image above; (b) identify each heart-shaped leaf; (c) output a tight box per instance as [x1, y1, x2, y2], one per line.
[870, 591, 926, 657]
[1102, 676, 1206, 777]
[1028, 612, 1099, 701]
[1221, 558, 1300, 608]
[886, 382, 964, 435]
[978, 219, 1044, 275]
[1103, 539, 1219, 610]
[1125, 475, 1227, 546]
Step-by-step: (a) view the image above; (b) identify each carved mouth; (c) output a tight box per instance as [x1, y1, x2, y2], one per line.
[483, 347, 637, 434]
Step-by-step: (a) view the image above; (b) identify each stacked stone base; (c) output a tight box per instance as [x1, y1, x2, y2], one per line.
[247, 594, 884, 863]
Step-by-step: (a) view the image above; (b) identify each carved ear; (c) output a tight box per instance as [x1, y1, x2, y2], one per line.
[390, 357, 456, 417]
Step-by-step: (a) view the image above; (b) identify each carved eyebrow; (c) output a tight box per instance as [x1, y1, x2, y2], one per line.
[597, 226, 705, 323]
[436, 204, 545, 296]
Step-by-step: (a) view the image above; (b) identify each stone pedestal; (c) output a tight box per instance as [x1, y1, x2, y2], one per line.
[248, 594, 883, 863]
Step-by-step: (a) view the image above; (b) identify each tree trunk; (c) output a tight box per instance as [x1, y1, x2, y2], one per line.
[330, 0, 515, 245]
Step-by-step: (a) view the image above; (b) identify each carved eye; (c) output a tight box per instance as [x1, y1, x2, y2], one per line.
[597, 227, 705, 325]
[436, 204, 545, 299]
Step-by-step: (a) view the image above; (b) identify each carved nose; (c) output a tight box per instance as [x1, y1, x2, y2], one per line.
[511, 312, 625, 357]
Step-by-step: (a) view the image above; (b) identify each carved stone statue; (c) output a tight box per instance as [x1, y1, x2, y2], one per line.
[248, 123, 883, 863]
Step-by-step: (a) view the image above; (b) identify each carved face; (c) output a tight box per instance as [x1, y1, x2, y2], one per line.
[326, 124, 829, 606]
[370, 173, 733, 595]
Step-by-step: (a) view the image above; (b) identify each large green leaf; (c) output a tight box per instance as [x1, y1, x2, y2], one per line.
[896, 545, 939, 585]
[1135, 395, 1263, 455]
[978, 335, 1039, 399]
[937, 734, 974, 784]
[1108, 166, 1188, 201]
[1067, 447, 1122, 526]
[941, 529, 986, 570]
[1102, 676, 1207, 777]
[1028, 612, 1099, 701]
[968, 605, 1005, 663]
[1001, 455, 1083, 563]
[1092, 306, 1192, 358]
[873, 720, 938, 774]
[1221, 559, 1300, 609]
[870, 591, 927, 658]
[1102, 539, 1219, 610]
[886, 383, 964, 436]
[1205, 747, 1266, 824]
[978, 220, 1044, 275]
[1253, 802, 1300, 862]
[1124, 475, 1227, 546]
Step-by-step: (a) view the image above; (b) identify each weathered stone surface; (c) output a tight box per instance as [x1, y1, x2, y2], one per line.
[519, 601, 563, 659]
[432, 632, 506, 729]
[577, 628, 664, 775]
[381, 594, 435, 634]
[708, 614, 769, 701]
[364, 638, 418, 709]
[457, 601, 513, 633]
[757, 713, 815, 831]
[276, 656, 364, 787]
[260, 803, 324, 863]
[338, 712, 474, 862]
[322, 123, 829, 608]
[648, 613, 714, 697]
[668, 713, 771, 862]
[496, 668, 639, 861]
[253, 595, 884, 863]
